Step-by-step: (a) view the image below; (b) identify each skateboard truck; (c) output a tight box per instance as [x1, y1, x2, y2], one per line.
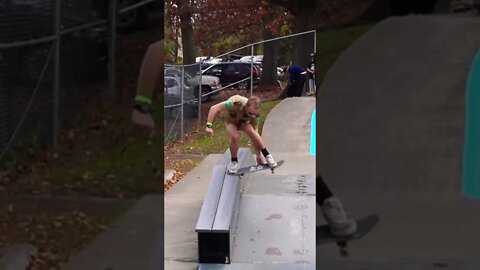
[269, 163, 280, 174]
[336, 240, 348, 257]
[317, 215, 380, 259]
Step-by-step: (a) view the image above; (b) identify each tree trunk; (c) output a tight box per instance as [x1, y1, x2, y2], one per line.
[292, 2, 315, 68]
[180, 13, 195, 64]
[177, 1, 195, 65]
[260, 28, 279, 86]
[174, 27, 179, 63]
[269, 0, 317, 66]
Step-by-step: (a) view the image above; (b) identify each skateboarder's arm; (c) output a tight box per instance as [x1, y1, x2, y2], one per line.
[131, 40, 163, 138]
[134, 40, 164, 108]
[206, 101, 228, 125]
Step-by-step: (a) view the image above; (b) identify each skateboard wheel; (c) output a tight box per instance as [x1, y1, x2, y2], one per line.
[340, 247, 348, 257]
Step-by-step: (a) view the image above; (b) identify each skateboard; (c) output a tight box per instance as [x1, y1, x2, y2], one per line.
[317, 214, 380, 257]
[228, 160, 284, 176]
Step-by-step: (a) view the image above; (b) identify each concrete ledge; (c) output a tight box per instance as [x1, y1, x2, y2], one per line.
[196, 148, 252, 264]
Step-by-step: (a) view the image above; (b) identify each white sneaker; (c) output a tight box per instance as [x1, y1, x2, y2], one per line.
[265, 154, 277, 168]
[321, 197, 357, 238]
[228, 161, 239, 174]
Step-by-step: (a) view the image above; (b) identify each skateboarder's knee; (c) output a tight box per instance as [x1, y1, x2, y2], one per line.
[242, 125, 257, 137]
[230, 132, 240, 142]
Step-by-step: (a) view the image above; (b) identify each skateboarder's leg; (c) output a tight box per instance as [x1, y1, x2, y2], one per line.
[240, 122, 277, 167]
[240, 122, 265, 150]
[226, 124, 240, 173]
[316, 173, 333, 206]
[317, 173, 357, 237]
[253, 145, 265, 165]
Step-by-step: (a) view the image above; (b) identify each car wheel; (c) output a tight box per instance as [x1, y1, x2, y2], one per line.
[237, 80, 248, 90]
[194, 86, 212, 102]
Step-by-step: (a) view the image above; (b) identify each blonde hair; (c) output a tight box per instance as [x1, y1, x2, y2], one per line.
[246, 95, 261, 109]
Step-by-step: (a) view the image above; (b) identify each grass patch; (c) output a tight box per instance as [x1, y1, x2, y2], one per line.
[316, 24, 374, 86]
[166, 99, 282, 155]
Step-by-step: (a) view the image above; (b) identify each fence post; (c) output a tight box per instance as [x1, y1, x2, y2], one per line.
[198, 62, 202, 123]
[53, 0, 61, 147]
[164, 76, 169, 142]
[108, 0, 117, 100]
[181, 67, 185, 137]
[250, 45, 254, 97]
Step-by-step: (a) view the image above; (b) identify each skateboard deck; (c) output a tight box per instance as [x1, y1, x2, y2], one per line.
[229, 160, 284, 176]
[317, 214, 380, 257]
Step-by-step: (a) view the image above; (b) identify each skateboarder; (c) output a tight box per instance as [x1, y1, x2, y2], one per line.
[205, 94, 277, 174]
[317, 173, 358, 238]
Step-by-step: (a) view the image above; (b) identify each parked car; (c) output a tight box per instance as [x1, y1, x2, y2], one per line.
[218, 53, 244, 62]
[164, 76, 198, 119]
[196, 56, 209, 62]
[198, 54, 243, 64]
[164, 66, 221, 101]
[201, 62, 260, 90]
[251, 62, 284, 77]
[200, 61, 213, 70]
[203, 57, 223, 65]
[198, 58, 216, 70]
[239, 55, 263, 63]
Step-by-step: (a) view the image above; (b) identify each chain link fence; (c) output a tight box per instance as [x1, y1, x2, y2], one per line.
[164, 63, 203, 143]
[0, 0, 158, 166]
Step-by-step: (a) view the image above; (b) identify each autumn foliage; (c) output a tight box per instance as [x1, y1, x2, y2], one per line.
[165, 0, 293, 56]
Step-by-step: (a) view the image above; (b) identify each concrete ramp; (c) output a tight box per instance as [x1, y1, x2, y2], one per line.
[262, 97, 316, 154]
[316, 14, 480, 265]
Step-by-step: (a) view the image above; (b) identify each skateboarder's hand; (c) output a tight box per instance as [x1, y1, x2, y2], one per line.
[205, 127, 214, 135]
[132, 110, 156, 138]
